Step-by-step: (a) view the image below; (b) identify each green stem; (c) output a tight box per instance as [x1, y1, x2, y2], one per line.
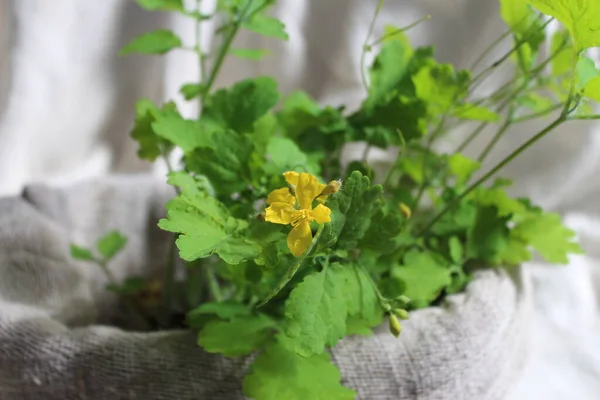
[570, 114, 600, 120]
[367, 14, 431, 48]
[470, 28, 512, 72]
[205, 264, 223, 302]
[195, 0, 206, 116]
[200, 0, 254, 104]
[98, 260, 151, 331]
[361, 144, 371, 163]
[477, 105, 515, 163]
[360, 0, 385, 92]
[256, 224, 326, 308]
[511, 103, 563, 123]
[418, 115, 566, 236]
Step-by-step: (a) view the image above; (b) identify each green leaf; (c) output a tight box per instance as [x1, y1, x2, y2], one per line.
[516, 93, 555, 112]
[243, 341, 356, 400]
[449, 236, 464, 263]
[130, 99, 176, 161]
[119, 29, 182, 56]
[512, 211, 583, 263]
[96, 231, 127, 261]
[582, 77, 600, 102]
[187, 130, 255, 195]
[152, 111, 214, 153]
[368, 26, 413, 104]
[466, 206, 510, 265]
[413, 63, 470, 117]
[452, 103, 501, 122]
[359, 207, 405, 254]
[447, 153, 480, 184]
[337, 264, 382, 335]
[283, 266, 347, 357]
[203, 77, 279, 133]
[135, 0, 183, 11]
[189, 302, 251, 320]
[392, 250, 451, 305]
[576, 56, 600, 89]
[242, 14, 289, 40]
[472, 186, 527, 217]
[230, 48, 271, 60]
[499, 0, 538, 37]
[70, 244, 95, 262]
[524, 0, 600, 50]
[198, 315, 277, 357]
[550, 28, 574, 78]
[327, 171, 383, 249]
[263, 136, 314, 175]
[179, 83, 205, 100]
[158, 177, 261, 263]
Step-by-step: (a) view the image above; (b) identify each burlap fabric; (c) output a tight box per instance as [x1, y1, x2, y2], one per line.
[0, 175, 531, 400]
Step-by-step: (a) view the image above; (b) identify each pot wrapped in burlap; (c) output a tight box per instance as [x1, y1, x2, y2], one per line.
[0, 175, 531, 400]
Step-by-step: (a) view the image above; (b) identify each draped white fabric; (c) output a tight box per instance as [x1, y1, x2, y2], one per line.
[1, 1, 600, 398]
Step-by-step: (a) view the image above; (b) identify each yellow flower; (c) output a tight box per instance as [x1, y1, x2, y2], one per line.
[264, 171, 332, 257]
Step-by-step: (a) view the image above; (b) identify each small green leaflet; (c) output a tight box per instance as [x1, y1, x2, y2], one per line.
[119, 29, 182, 56]
[392, 250, 451, 305]
[243, 341, 356, 400]
[472, 186, 526, 217]
[230, 48, 271, 60]
[466, 206, 510, 265]
[499, 0, 538, 37]
[130, 99, 177, 161]
[202, 77, 279, 133]
[135, 0, 183, 11]
[524, 0, 600, 51]
[582, 77, 600, 102]
[152, 111, 214, 153]
[326, 171, 383, 249]
[97, 231, 127, 261]
[158, 173, 261, 263]
[451, 103, 501, 122]
[412, 64, 470, 117]
[283, 265, 347, 357]
[70, 244, 95, 262]
[447, 153, 480, 184]
[511, 211, 583, 263]
[242, 14, 289, 40]
[198, 314, 278, 357]
[337, 264, 382, 335]
[186, 129, 255, 195]
[179, 83, 205, 100]
[263, 136, 314, 175]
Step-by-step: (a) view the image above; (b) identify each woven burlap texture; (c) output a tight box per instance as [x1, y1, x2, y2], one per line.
[0, 175, 531, 400]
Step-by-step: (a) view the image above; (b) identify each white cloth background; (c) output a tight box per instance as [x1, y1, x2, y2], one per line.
[1, 0, 600, 398]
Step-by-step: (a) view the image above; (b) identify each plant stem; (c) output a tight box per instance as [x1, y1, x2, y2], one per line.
[205, 264, 223, 302]
[418, 115, 565, 236]
[256, 224, 326, 308]
[98, 260, 151, 331]
[570, 114, 600, 120]
[360, 0, 385, 92]
[511, 103, 563, 123]
[200, 0, 254, 104]
[470, 28, 512, 72]
[477, 105, 515, 163]
[195, 0, 206, 116]
[367, 15, 431, 48]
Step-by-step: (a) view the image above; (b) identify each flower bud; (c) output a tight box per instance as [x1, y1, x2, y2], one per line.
[388, 314, 402, 338]
[399, 203, 411, 219]
[321, 179, 343, 196]
[393, 308, 410, 320]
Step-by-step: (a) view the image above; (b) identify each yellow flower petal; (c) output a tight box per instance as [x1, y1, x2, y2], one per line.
[283, 171, 300, 186]
[265, 202, 295, 225]
[310, 204, 331, 224]
[266, 188, 295, 205]
[287, 220, 313, 257]
[295, 172, 326, 210]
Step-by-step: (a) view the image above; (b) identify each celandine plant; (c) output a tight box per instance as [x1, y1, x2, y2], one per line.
[70, 0, 600, 398]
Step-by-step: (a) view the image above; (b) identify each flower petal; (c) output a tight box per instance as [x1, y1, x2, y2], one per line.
[266, 188, 295, 205]
[287, 220, 313, 257]
[283, 171, 300, 186]
[310, 204, 331, 224]
[295, 172, 326, 210]
[265, 202, 295, 225]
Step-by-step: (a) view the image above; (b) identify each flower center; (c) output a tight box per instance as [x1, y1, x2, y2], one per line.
[291, 209, 311, 227]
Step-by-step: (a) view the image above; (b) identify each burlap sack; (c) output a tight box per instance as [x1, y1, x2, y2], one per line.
[0, 175, 531, 400]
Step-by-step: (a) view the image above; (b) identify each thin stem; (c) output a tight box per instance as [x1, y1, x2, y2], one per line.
[367, 15, 431, 48]
[162, 235, 177, 322]
[570, 114, 600, 120]
[256, 224, 326, 308]
[205, 264, 223, 302]
[470, 28, 512, 72]
[201, 0, 254, 104]
[418, 116, 565, 236]
[476, 117, 512, 162]
[195, 0, 206, 116]
[361, 144, 371, 163]
[360, 0, 385, 91]
[511, 103, 563, 123]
